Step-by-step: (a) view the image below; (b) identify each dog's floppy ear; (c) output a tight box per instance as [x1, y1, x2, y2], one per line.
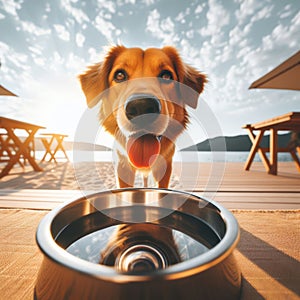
[182, 64, 207, 109]
[78, 45, 126, 108]
[78, 62, 104, 108]
[162, 46, 207, 109]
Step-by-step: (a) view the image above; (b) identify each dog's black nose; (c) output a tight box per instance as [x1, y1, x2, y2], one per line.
[125, 94, 161, 121]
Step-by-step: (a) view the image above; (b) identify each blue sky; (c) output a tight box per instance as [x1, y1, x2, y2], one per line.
[0, 0, 299, 146]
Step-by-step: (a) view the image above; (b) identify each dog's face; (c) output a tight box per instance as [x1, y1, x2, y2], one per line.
[79, 46, 206, 171]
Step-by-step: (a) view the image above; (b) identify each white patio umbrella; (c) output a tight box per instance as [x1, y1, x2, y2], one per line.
[249, 50, 300, 91]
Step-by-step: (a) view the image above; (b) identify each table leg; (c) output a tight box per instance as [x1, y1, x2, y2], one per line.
[245, 129, 271, 172]
[0, 134, 25, 168]
[269, 128, 278, 175]
[7, 128, 43, 172]
[41, 137, 56, 162]
[289, 146, 300, 172]
[53, 136, 69, 161]
[0, 134, 23, 178]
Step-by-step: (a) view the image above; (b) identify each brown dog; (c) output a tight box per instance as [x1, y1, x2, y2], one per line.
[79, 45, 206, 188]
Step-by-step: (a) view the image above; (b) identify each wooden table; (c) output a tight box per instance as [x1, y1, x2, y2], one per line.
[40, 133, 69, 163]
[0, 117, 45, 178]
[243, 112, 300, 175]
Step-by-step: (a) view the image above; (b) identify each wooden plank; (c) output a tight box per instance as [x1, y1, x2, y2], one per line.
[194, 192, 300, 210]
[0, 189, 299, 210]
[0, 162, 299, 210]
[173, 162, 300, 192]
[0, 189, 98, 210]
[249, 112, 300, 130]
[0, 116, 45, 130]
[0, 189, 83, 198]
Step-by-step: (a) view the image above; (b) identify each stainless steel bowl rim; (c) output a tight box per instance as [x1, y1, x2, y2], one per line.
[36, 188, 240, 282]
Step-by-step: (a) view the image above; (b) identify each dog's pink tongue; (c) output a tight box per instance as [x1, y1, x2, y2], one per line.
[127, 134, 160, 168]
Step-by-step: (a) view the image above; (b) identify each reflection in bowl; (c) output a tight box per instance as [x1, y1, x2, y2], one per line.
[35, 188, 241, 300]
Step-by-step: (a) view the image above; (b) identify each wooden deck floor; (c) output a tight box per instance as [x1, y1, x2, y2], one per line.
[0, 162, 299, 299]
[174, 161, 300, 209]
[0, 161, 299, 210]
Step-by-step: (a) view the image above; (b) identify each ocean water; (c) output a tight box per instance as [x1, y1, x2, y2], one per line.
[35, 150, 294, 163]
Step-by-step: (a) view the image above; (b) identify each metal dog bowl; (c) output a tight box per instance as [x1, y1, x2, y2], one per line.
[35, 188, 241, 299]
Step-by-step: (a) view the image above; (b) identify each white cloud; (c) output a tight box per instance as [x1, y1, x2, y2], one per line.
[87, 47, 101, 63]
[123, 0, 136, 4]
[179, 39, 202, 65]
[216, 44, 233, 63]
[198, 41, 217, 70]
[228, 26, 243, 46]
[0, 0, 21, 18]
[261, 11, 300, 51]
[225, 64, 249, 99]
[219, 8, 300, 113]
[141, 0, 156, 5]
[161, 17, 175, 32]
[0, 42, 32, 97]
[146, 9, 160, 30]
[28, 45, 43, 56]
[175, 7, 191, 24]
[228, 21, 252, 48]
[64, 52, 86, 73]
[33, 57, 46, 66]
[18, 20, 51, 36]
[279, 4, 293, 19]
[0, 12, 5, 19]
[197, 0, 230, 46]
[54, 24, 70, 41]
[93, 16, 119, 41]
[200, 0, 230, 37]
[250, 4, 273, 22]
[4, 48, 29, 71]
[195, 4, 205, 14]
[146, 9, 179, 44]
[280, 10, 293, 19]
[45, 3, 51, 13]
[60, 0, 89, 24]
[96, 0, 116, 14]
[185, 30, 194, 39]
[236, 45, 251, 59]
[28, 45, 46, 66]
[291, 10, 300, 28]
[76, 32, 85, 47]
[53, 51, 64, 64]
[228, 3, 272, 51]
[235, 0, 264, 25]
[0, 41, 10, 56]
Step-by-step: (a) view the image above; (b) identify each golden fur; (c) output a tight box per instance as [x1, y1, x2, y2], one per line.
[79, 45, 206, 188]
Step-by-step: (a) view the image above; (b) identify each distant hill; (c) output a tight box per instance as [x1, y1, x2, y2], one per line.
[63, 141, 111, 151]
[19, 137, 111, 151]
[181, 133, 292, 151]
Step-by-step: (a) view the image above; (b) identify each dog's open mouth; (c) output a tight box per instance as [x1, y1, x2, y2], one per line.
[127, 134, 161, 169]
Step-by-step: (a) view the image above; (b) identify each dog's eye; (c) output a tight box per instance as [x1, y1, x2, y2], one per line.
[159, 70, 173, 83]
[113, 70, 128, 83]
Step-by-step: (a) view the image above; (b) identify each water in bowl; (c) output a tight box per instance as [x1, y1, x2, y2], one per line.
[57, 205, 221, 274]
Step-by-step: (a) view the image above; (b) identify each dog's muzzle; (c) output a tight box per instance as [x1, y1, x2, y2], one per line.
[125, 94, 161, 124]
[123, 93, 164, 169]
